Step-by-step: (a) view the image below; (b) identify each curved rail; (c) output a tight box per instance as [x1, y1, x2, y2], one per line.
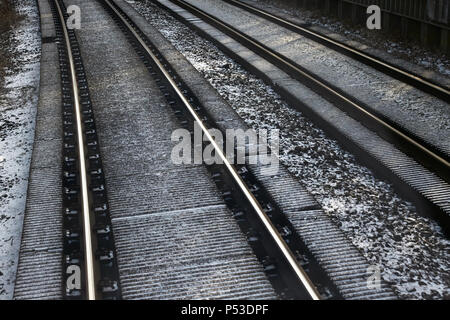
[55, 0, 121, 300]
[54, 0, 97, 300]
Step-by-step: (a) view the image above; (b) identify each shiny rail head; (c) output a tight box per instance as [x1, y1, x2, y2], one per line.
[53, 0, 122, 300]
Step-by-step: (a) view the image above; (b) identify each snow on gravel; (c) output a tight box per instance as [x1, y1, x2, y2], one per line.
[130, 0, 450, 299]
[0, 0, 40, 299]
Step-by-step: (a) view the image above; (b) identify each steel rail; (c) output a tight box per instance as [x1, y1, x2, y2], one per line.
[54, 0, 97, 300]
[104, 0, 321, 300]
[222, 0, 450, 102]
[168, 0, 450, 183]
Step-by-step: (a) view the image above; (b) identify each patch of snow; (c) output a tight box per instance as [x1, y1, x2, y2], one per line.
[0, 0, 40, 299]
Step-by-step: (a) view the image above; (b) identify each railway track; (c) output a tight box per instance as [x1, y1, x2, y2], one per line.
[153, 0, 450, 235]
[17, 0, 379, 300]
[52, 0, 121, 299]
[164, 0, 450, 181]
[99, 0, 326, 300]
[222, 0, 450, 101]
[14, 0, 446, 300]
[104, 0, 402, 300]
